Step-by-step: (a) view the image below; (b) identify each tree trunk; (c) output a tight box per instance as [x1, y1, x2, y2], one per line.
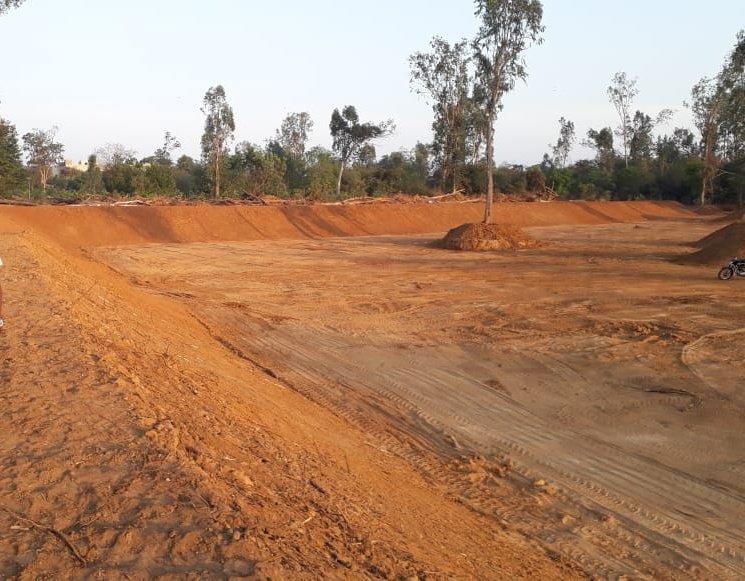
[451, 127, 461, 195]
[483, 112, 494, 224]
[700, 103, 721, 207]
[623, 125, 629, 169]
[215, 151, 221, 198]
[336, 160, 345, 199]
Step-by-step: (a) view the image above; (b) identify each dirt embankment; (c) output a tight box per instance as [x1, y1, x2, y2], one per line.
[1, 200, 693, 248]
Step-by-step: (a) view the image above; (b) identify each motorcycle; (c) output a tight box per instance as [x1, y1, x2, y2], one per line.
[717, 257, 745, 280]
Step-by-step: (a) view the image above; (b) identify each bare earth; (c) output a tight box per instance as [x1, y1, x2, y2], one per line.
[1, 202, 744, 579]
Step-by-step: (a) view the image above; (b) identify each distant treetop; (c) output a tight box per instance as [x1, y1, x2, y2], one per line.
[0, 0, 26, 15]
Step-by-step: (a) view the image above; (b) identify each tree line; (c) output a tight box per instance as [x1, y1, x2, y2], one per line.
[1, 0, 743, 207]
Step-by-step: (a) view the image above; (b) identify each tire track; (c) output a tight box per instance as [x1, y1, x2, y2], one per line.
[210, 319, 745, 578]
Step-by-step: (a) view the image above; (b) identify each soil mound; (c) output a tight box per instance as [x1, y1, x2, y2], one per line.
[441, 222, 541, 251]
[682, 221, 745, 264]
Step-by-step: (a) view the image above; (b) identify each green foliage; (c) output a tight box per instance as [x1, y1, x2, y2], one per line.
[550, 117, 575, 168]
[687, 30, 745, 204]
[371, 149, 430, 196]
[584, 127, 615, 170]
[103, 162, 140, 195]
[144, 163, 177, 195]
[173, 155, 207, 196]
[0, 118, 25, 194]
[613, 165, 655, 200]
[153, 132, 181, 166]
[330, 105, 394, 197]
[545, 167, 573, 196]
[718, 158, 745, 206]
[22, 127, 64, 191]
[84, 155, 104, 196]
[266, 139, 309, 193]
[525, 166, 545, 193]
[229, 142, 288, 198]
[275, 112, 313, 159]
[306, 147, 337, 200]
[493, 164, 527, 193]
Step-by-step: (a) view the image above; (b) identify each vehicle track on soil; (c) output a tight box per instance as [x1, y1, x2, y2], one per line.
[209, 318, 745, 579]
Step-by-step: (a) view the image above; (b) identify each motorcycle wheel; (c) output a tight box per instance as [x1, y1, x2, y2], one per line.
[718, 267, 734, 281]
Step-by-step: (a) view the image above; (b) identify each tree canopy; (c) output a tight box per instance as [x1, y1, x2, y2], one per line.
[0, 0, 25, 15]
[330, 106, 393, 198]
[22, 127, 64, 191]
[0, 118, 25, 193]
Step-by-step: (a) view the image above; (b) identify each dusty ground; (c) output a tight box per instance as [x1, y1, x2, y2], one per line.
[1, 202, 743, 579]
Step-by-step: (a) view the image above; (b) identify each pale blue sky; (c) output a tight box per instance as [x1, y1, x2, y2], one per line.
[1, 0, 742, 165]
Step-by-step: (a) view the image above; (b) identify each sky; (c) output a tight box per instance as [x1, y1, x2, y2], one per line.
[0, 0, 743, 166]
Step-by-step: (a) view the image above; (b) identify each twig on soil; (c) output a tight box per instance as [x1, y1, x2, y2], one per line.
[1, 508, 87, 566]
[309, 479, 327, 495]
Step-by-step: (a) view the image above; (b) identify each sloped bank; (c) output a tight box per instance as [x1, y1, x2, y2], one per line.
[0, 200, 694, 248]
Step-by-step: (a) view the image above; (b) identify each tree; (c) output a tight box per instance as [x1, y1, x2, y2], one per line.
[583, 127, 615, 170]
[153, 131, 181, 166]
[688, 31, 745, 205]
[0, 0, 25, 14]
[629, 109, 673, 168]
[329, 105, 393, 198]
[464, 93, 488, 165]
[201, 85, 235, 197]
[22, 127, 64, 191]
[718, 31, 745, 160]
[306, 147, 338, 200]
[525, 166, 545, 193]
[358, 144, 377, 167]
[83, 154, 103, 196]
[173, 155, 206, 196]
[93, 143, 140, 194]
[144, 164, 177, 195]
[656, 128, 697, 175]
[410, 37, 472, 193]
[607, 72, 638, 168]
[473, 0, 545, 223]
[275, 112, 313, 159]
[550, 117, 575, 168]
[271, 113, 314, 193]
[0, 118, 25, 193]
[102, 163, 140, 195]
[95, 143, 137, 167]
[230, 142, 287, 198]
